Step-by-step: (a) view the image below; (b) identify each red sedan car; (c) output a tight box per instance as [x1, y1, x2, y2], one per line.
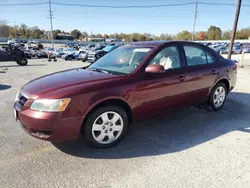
[14, 41, 237, 148]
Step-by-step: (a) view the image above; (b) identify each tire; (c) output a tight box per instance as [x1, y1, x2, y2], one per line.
[209, 82, 227, 111]
[83, 105, 128, 148]
[67, 56, 72, 61]
[11, 55, 18, 61]
[16, 58, 28, 66]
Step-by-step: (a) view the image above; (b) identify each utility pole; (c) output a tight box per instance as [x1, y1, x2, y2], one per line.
[14, 20, 16, 38]
[228, 0, 242, 59]
[192, 0, 198, 41]
[48, 0, 54, 49]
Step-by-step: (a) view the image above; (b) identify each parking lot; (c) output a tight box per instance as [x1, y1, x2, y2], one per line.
[1, 58, 250, 188]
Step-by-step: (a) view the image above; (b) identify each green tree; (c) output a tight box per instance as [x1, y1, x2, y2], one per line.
[222, 30, 232, 40]
[207, 26, 222, 40]
[176, 30, 192, 40]
[30, 26, 43, 39]
[0, 20, 10, 37]
[71, 29, 82, 39]
[236, 28, 250, 39]
[19, 23, 28, 38]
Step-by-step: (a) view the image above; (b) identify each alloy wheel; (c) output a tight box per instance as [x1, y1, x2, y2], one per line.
[213, 86, 226, 108]
[92, 111, 124, 144]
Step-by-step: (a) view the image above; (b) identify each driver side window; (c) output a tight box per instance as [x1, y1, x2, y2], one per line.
[149, 46, 181, 70]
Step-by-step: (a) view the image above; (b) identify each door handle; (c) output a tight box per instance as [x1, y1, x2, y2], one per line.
[179, 75, 186, 81]
[211, 69, 218, 75]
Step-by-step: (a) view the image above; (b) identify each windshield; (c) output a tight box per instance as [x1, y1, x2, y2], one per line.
[88, 45, 152, 75]
[102, 45, 116, 52]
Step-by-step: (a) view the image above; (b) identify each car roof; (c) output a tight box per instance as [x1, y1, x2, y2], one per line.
[129, 40, 199, 47]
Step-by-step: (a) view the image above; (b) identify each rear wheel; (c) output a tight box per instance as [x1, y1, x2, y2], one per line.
[83, 105, 128, 148]
[209, 83, 227, 111]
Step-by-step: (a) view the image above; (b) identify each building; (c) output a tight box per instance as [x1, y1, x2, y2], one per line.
[56, 33, 74, 41]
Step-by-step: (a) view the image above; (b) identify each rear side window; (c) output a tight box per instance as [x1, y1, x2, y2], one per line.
[184, 46, 207, 66]
[206, 51, 215, 64]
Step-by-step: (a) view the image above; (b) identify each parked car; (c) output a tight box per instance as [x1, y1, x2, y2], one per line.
[61, 50, 85, 61]
[54, 49, 65, 58]
[232, 45, 242, 54]
[81, 44, 106, 62]
[44, 47, 54, 56]
[87, 43, 120, 63]
[13, 41, 237, 148]
[0, 45, 28, 65]
[243, 46, 250, 53]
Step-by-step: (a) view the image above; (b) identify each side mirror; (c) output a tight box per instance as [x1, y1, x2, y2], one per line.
[145, 64, 165, 74]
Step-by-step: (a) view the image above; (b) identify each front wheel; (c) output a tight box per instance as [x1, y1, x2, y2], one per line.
[209, 83, 227, 111]
[16, 58, 28, 66]
[83, 105, 128, 148]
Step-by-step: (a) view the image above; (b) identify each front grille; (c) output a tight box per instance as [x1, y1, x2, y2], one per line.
[16, 93, 28, 109]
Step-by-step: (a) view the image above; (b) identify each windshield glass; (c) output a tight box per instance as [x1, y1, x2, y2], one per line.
[88, 45, 152, 75]
[102, 45, 116, 52]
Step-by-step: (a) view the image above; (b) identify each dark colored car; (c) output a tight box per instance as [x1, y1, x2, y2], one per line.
[62, 51, 85, 61]
[0, 45, 28, 65]
[14, 41, 237, 148]
[87, 43, 120, 63]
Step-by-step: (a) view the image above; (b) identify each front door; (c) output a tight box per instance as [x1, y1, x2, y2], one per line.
[134, 45, 190, 117]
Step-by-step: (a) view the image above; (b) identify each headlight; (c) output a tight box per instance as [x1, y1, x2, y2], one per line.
[15, 92, 19, 101]
[30, 98, 71, 112]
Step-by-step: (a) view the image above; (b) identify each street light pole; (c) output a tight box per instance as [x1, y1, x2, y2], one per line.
[228, 0, 242, 59]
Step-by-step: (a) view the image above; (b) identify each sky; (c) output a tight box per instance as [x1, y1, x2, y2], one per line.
[1, 0, 250, 35]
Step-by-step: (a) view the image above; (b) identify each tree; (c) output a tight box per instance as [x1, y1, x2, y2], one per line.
[222, 30, 232, 40]
[0, 20, 10, 37]
[82, 31, 88, 38]
[207, 26, 222, 40]
[176, 30, 192, 40]
[236, 28, 250, 39]
[71, 29, 82, 39]
[196, 31, 206, 40]
[30, 26, 43, 39]
[19, 23, 28, 38]
[158, 33, 173, 40]
[96, 33, 103, 38]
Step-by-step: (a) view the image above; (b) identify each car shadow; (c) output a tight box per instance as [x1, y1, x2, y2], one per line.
[52, 92, 250, 159]
[0, 64, 46, 68]
[0, 84, 11, 90]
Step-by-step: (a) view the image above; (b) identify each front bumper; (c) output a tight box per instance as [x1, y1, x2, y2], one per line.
[14, 103, 83, 142]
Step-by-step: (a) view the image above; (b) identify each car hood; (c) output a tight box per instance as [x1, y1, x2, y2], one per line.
[21, 68, 118, 98]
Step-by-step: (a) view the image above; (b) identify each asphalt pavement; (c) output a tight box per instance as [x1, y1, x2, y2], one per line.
[1, 58, 250, 188]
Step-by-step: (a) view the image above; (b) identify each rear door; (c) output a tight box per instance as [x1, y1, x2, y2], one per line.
[181, 44, 218, 104]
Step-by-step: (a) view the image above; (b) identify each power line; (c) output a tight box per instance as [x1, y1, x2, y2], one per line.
[199, 2, 250, 7]
[0, 2, 47, 6]
[51, 2, 196, 8]
[0, 1, 250, 8]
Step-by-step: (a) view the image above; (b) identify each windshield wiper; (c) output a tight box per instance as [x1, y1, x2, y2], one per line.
[88, 68, 111, 74]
